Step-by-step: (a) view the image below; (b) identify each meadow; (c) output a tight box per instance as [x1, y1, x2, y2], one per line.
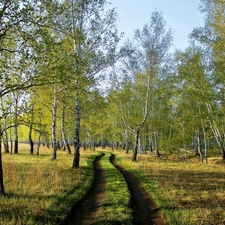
[1, 144, 225, 224]
[117, 152, 225, 225]
[0, 144, 96, 224]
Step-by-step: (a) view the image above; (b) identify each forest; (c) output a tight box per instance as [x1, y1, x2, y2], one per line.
[1, 0, 225, 224]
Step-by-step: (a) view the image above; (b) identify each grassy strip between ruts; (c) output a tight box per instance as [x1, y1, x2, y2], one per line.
[96, 152, 132, 225]
[0, 144, 97, 225]
[116, 151, 225, 225]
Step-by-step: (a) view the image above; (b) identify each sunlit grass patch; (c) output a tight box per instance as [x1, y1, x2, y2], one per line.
[97, 152, 132, 225]
[116, 150, 225, 224]
[0, 144, 97, 224]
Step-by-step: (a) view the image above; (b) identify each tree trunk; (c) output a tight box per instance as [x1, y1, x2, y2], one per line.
[14, 127, 18, 154]
[52, 83, 57, 160]
[14, 117, 18, 154]
[138, 135, 141, 153]
[61, 106, 71, 154]
[36, 112, 42, 156]
[123, 129, 130, 153]
[29, 104, 34, 155]
[14, 94, 19, 154]
[72, 98, 81, 168]
[202, 120, 208, 164]
[0, 129, 5, 195]
[36, 132, 41, 156]
[10, 137, 13, 154]
[3, 117, 9, 153]
[132, 127, 141, 162]
[149, 133, 154, 153]
[3, 139, 9, 153]
[154, 131, 160, 156]
[221, 144, 225, 160]
[125, 140, 130, 154]
[209, 122, 225, 161]
[195, 131, 203, 163]
[101, 136, 106, 149]
[29, 134, 34, 155]
[9, 97, 13, 154]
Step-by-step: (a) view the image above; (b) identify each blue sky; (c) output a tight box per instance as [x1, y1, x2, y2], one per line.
[108, 0, 205, 51]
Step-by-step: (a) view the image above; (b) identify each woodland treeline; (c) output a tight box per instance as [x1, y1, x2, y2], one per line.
[1, 0, 225, 194]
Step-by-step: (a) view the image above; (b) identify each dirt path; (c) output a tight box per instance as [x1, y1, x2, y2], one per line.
[110, 154, 167, 225]
[62, 153, 106, 225]
[62, 153, 167, 225]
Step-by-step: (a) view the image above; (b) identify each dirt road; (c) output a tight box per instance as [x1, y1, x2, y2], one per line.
[62, 153, 166, 225]
[62, 153, 106, 225]
[110, 154, 166, 225]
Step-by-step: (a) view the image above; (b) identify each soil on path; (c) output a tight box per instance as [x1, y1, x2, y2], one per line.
[62, 153, 106, 225]
[110, 154, 167, 225]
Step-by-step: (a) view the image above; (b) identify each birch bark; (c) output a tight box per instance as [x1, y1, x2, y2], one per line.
[0, 132, 5, 195]
[61, 106, 71, 154]
[71, 0, 83, 168]
[52, 83, 57, 160]
[73, 98, 81, 168]
[29, 104, 34, 155]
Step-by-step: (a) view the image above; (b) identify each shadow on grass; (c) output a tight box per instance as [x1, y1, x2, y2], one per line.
[95, 219, 132, 225]
[128, 161, 225, 224]
[0, 156, 96, 225]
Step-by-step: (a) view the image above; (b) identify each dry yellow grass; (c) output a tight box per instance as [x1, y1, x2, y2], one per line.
[116, 150, 225, 225]
[0, 144, 97, 225]
[2, 144, 225, 224]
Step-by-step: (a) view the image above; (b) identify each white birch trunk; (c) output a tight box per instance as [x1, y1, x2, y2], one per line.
[73, 98, 81, 168]
[52, 83, 57, 160]
[29, 104, 34, 155]
[71, 0, 84, 168]
[201, 120, 208, 164]
[61, 106, 71, 154]
[14, 95, 18, 154]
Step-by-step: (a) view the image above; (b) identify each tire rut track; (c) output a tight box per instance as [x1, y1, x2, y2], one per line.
[109, 153, 167, 225]
[62, 153, 106, 225]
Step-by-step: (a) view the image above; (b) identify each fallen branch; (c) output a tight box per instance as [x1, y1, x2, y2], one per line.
[175, 147, 193, 154]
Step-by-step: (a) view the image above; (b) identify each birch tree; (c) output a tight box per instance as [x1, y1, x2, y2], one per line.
[0, 122, 4, 195]
[65, 0, 123, 168]
[174, 46, 214, 162]
[189, 0, 225, 160]
[61, 106, 71, 154]
[119, 11, 173, 161]
[52, 83, 57, 160]
[0, 0, 68, 194]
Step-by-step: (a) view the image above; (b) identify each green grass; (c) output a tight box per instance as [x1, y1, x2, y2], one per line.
[0, 144, 97, 225]
[3, 145, 225, 224]
[97, 152, 132, 225]
[116, 150, 225, 225]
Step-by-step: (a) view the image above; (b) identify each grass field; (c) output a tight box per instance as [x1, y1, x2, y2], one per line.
[1, 144, 225, 224]
[0, 144, 97, 225]
[117, 151, 225, 225]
